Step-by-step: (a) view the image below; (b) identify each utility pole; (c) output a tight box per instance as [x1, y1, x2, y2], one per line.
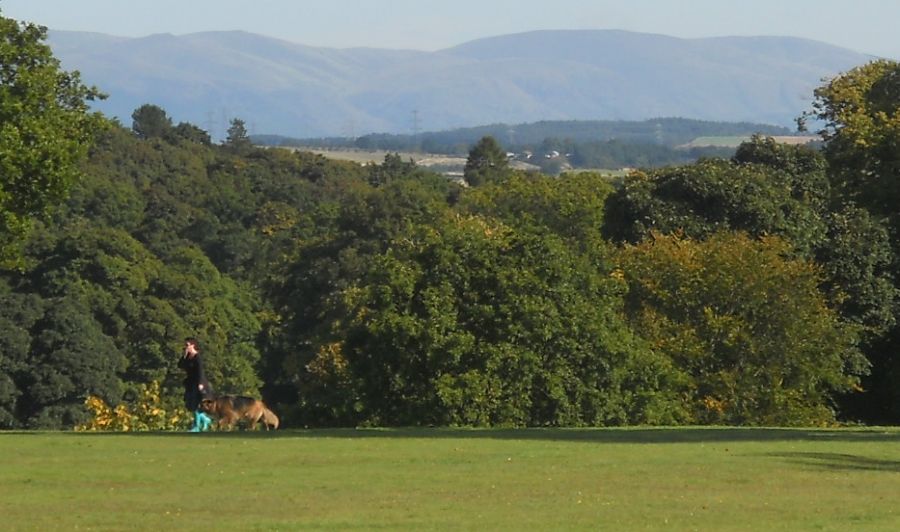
[205, 110, 216, 141]
[342, 119, 356, 141]
[412, 109, 421, 152]
[221, 107, 229, 143]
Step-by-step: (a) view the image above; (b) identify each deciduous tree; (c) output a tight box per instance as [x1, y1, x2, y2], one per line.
[618, 232, 865, 425]
[806, 60, 900, 228]
[0, 13, 105, 268]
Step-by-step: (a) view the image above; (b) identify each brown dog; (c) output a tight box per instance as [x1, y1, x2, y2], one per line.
[200, 395, 279, 430]
[259, 405, 279, 430]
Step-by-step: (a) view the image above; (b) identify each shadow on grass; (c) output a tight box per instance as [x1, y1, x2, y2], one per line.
[9, 426, 900, 444]
[764, 452, 900, 472]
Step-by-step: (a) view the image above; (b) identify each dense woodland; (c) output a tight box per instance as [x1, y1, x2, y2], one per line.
[3, 15, 900, 429]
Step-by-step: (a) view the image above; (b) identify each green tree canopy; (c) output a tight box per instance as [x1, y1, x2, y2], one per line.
[603, 137, 897, 340]
[0, 14, 105, 268]
[131, 103, 172, 140]
[225, 118, 252, 154]
[171, 122, 212, 145]
[23, 292, 126, 428]
[464, 136, 509, 187]
[807, 60, 900, 228]
[618, 232, 866, 425]
[274, 210, 679, 427]
[806, 60, 900, 422]
[461, 171, 614, 249]
[262, 171, 682, 427]
[603, 147, 828, 254]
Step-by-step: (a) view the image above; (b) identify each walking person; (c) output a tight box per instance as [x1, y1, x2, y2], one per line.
[179, 337, 214, 432]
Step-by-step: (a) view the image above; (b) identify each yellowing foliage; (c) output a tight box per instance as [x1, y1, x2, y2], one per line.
[618, 231, 864, 426]
[76, 381, 186, 432]
[306, 342, 350, 381]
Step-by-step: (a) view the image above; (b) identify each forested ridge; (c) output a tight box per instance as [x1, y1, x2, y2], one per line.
[3, 15, 900, 429]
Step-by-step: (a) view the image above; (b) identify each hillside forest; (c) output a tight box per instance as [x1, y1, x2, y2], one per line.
[3, 15, 900, 429]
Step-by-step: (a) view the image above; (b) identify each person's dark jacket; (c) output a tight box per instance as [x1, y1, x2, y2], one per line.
[178, 353, 211, 410]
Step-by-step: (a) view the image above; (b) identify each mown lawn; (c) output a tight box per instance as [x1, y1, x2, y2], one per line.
[2, 427, 900, 530]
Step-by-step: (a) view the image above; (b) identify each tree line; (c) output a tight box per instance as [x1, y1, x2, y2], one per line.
[262, 117, 791, 152]
[256, 118, 784, 172]
[2, 12, 900, 428]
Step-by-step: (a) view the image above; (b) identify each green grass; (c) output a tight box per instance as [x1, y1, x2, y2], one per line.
[3, 427, 900, 530]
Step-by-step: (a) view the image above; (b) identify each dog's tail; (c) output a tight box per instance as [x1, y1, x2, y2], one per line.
[261, 406, 279, 430]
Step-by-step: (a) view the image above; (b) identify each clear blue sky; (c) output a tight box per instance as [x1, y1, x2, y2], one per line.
[3, 0, 898, 59]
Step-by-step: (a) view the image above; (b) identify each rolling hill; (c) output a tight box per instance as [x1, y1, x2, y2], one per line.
[46, 29, 874, 138]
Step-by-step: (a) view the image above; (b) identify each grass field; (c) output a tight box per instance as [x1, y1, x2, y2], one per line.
[3, 427, 900, 530]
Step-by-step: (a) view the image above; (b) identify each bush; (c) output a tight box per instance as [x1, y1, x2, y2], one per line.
[76, 381, 187, 431]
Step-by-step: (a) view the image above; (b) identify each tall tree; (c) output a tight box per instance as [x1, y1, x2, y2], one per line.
[805, 60, 900, 422]
[464, 136, 509, 187]
[130, 103, 172, 140]
[806, 60, 900, 229]
[0, 13, 105, 268]
[225, 118, 252, 154]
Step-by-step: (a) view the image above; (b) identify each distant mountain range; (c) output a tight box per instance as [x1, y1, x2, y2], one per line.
[46, 29, 875, 138]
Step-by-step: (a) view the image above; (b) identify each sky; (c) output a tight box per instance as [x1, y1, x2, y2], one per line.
[2, 0, 899, 60]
